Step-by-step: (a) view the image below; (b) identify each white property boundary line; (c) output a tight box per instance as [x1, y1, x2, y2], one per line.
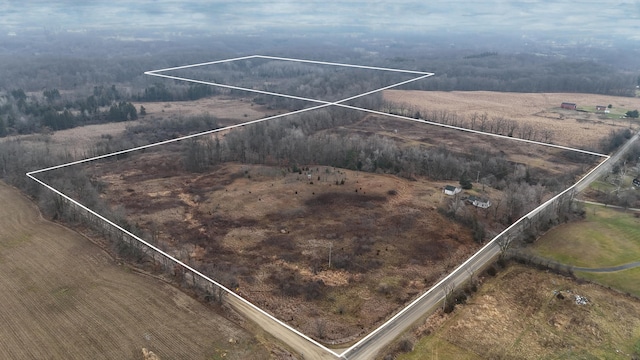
[26, 55, 611, 359]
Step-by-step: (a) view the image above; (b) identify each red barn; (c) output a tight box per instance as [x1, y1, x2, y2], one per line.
[561, 102, 577, 110]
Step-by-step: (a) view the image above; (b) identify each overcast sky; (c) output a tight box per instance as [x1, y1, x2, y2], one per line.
[1, 1, 639, 40]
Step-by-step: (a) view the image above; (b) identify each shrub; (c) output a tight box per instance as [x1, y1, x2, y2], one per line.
[486, 266, 497, 277]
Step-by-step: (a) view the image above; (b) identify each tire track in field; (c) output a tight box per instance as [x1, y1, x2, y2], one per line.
[0, 181, 270, 360]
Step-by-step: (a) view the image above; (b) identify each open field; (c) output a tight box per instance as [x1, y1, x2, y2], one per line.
[384, 90, 640, 148]
[532, 204, 640, 297]
[1, 95, 275, 160]
[398, 264, 640, 360]
[533, 205, 640, 267]
[73, 91, 611, 344]
[88, 154, 483, 343]
[133, 95, 280, 126]
[0, 122, 140, 160]
[21, 90, 620, 354]
[0, 181, 270, 360]
[577, 267, 640, 298]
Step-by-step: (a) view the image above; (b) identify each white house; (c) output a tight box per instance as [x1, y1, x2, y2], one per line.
[467, 195, 491, 208]
[443, 185, 462, 196]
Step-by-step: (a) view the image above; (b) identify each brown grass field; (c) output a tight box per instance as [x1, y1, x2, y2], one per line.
[132, 96, 280, 125]
[81, 90, 624, 344]
[0, 181, 271, 360]
[89, 153, 484, 343]
[1, 95, 274, 160]
[11, 90, 637, 357]
[383, 90, 640, 148]
[398, 264, 640, 360]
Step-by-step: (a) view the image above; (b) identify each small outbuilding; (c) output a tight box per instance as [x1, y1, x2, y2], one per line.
[561, 102, 577, 110]
[467, 195, 491, 208]
[443, 185, 462, 196]
[633, 178, 640, 187]
[596, 105, 607, 111]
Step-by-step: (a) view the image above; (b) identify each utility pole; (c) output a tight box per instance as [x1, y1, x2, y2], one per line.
[328, 242, 332, 268]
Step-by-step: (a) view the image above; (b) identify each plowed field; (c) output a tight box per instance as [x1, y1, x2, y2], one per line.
[0, 181, 268, 360]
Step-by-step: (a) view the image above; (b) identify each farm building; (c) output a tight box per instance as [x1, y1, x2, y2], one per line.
[443, 185, 462, 196]
[596, 105, 607, 111]
[561, 102, 577, 110]
[467, 195, 491, 208]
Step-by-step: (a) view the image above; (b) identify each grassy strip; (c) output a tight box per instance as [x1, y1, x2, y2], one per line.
[577, 267, 640, 297]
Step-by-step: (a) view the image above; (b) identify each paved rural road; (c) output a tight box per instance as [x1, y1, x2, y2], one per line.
[225, 296, 337, 360]
[575, 131, 640, 193]
[342, 243, 501, 360]
[342, 131, 640, 360]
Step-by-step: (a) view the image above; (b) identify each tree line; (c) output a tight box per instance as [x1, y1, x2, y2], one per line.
[0, 85, 139, 135]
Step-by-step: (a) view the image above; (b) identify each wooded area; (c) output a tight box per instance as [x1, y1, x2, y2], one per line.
[1, 31, 639, 138]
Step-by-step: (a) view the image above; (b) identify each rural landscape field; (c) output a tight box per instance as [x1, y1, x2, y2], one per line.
[56, 84, 633, 344]
[2, 8, 640, 358]
[383, 90, 640, 148]
[397, 264, 640, 360]
[0, 181, 271, 360]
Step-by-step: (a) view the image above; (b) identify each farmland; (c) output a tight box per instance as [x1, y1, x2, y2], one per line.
[74, 90, 618, 343]
[383, 90, 640, 149]
[0, 181, 270, 360]
[10, 89, 636, 355]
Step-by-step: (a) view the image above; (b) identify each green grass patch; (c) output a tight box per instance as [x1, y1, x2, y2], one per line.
[533, 205, 640, 268]
[577, 267, 640, 297]
[397, 334, 481, 360]
[588, 180, 616, 193]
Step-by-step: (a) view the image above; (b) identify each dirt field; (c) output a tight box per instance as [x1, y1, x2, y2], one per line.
[0, 181, 270, 360]
[399, 264, 640, 360]
[384, 90, 640, 148]
[89, 153, 484, 343]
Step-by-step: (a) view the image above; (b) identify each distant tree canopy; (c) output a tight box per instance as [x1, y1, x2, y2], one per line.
[626, 110, 639, 118]
[0, 117, 6, 137]
[107, 101, 138, 122]
[43, 88, 61, 102]
[406, 55, 636, 96]
[0, 86, 138, 134]
[42, 108, 76, 131]
[136, 83, 217, 102]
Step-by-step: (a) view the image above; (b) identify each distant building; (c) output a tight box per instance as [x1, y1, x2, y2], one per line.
[443, 185, 462, 196]
[561, 102, 577, 110]
[596, 105, 607, 112]
[467, 195, 491, 208]
[633, 178, 640, 188]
